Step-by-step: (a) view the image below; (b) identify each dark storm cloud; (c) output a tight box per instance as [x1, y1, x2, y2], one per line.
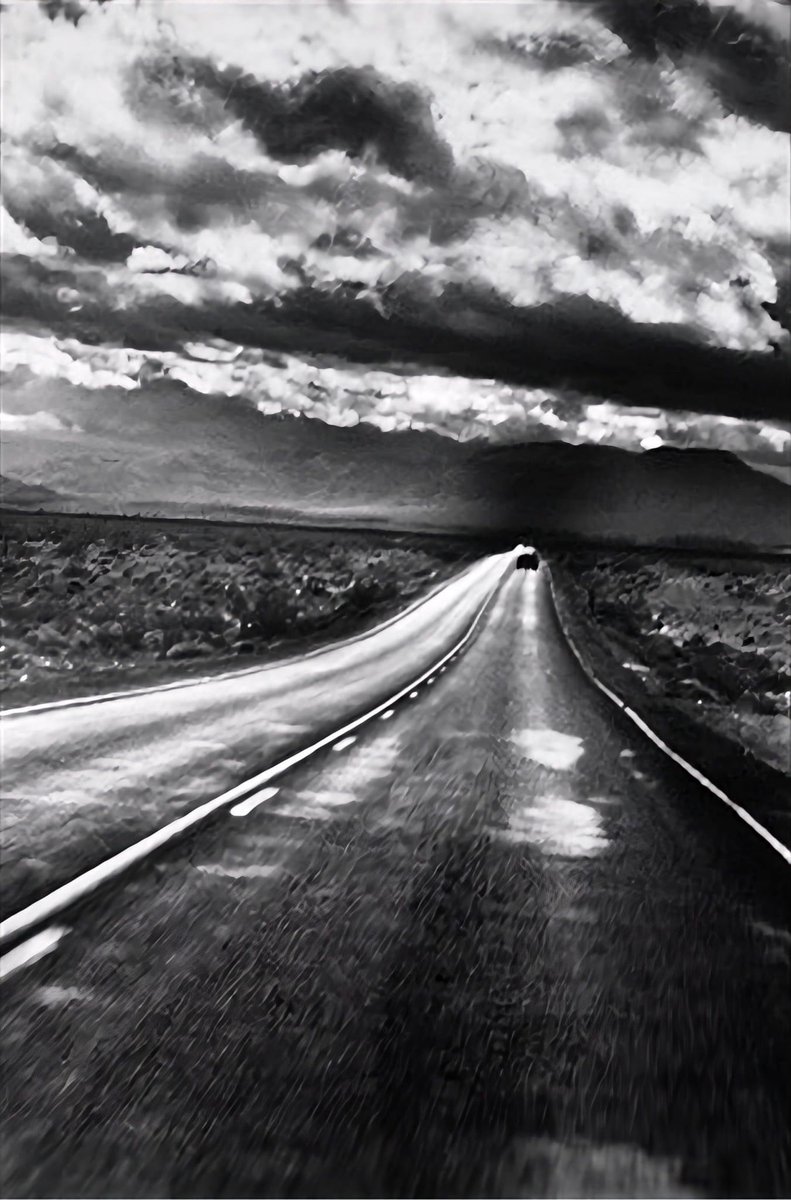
[3, 0, 789, 436]
[186, 58, 456, 186]
[3, 196, 137, 263]
[476, 29, 598, 73]
[590, 0, 790, 132]
[3, 247, 788, 423]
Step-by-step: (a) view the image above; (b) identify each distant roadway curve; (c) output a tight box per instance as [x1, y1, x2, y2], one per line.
[0, 550, 518, 922]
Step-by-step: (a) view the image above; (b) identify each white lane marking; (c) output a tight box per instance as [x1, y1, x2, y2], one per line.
[0, 927, 69, 984]
[229, 786, 280, 818]
[0, 554, 517, 946]
[427, 677, 436, 685]
[380, 709, 395, 720]
[546, 573, 791, 867]
[0, 559, 489, 720]
[332, 736, 357, 753]
[409, 691, 419, 699]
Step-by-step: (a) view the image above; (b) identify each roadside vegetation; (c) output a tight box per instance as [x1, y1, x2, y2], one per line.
[549, 552, 791, 777]
[0, 513, 480, 706]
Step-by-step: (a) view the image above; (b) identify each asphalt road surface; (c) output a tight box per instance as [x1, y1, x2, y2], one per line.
[1, 570, 790, 1199]
[0, 552, 513, 918]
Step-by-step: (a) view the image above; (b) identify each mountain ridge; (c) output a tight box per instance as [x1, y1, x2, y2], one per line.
[1, 373, 788, 548]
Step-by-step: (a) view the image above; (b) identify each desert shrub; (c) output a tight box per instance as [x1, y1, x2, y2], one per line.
[244, 586, 297, 639]
[561, 552, 790, 722]
[1, 516, 470, 697]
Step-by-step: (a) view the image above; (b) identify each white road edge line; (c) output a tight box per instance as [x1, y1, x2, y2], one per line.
[545, 571, 791, 867]
[0, 927, 70, 984]
[0, 560, 487, 720]
[0, 560, 515, 947]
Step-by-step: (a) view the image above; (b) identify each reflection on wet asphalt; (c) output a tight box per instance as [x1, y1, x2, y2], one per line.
[1, 572, 790, 1198]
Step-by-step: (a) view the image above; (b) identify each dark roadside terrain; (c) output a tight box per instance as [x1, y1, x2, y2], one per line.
[1, 570, 790, 1198]
[0, 509, 491, 709]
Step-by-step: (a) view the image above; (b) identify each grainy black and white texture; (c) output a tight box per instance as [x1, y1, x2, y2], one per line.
[1, 0, 790, 518]
[2, 573, 790, 1198]
[1, 3, 791, 1198]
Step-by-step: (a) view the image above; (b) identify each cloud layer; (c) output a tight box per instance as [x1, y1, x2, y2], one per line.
[1, 0, 790, 439]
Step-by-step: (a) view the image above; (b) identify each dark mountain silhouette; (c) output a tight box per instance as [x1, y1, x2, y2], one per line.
[0, 474, 71, 509]
[1, 372, 788, 548]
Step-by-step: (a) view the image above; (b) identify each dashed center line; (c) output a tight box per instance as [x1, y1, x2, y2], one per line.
[332, 736, 357, 753]
[230, 787, 280, 818]
[0, 927, 69, 984]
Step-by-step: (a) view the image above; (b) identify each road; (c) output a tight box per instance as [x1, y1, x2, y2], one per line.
[1, 570, 790, 1198]
[0, 551, 513, 918]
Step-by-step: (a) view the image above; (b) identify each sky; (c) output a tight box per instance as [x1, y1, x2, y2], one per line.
[1, 0, 790, 465]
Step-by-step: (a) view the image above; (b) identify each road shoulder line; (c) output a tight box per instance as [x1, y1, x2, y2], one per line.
[0, 560, 484, 720]
[544, 569, 791, 866]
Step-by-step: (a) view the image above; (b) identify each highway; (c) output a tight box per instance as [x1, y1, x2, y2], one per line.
[0, 551, 514, 920]
[1, 569, 790, 1198]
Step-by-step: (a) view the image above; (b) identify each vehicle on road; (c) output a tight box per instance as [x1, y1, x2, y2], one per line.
[516, 550, 540, 570]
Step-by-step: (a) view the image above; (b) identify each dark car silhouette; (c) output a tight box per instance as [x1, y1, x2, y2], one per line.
[516, 551, 540, 571]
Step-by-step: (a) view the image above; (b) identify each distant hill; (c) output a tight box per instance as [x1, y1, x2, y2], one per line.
[0, 474, 71, 509]
[1, 370, 788, 549]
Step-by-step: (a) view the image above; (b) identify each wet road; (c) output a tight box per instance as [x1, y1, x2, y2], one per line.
[1, 570, 790, 1198]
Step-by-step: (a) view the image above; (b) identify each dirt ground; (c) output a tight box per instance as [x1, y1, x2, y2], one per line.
[0, 512, 483, 708]
[548, 551, 790, 777]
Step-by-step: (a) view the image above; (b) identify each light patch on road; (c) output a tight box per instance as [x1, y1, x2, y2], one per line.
[512, 728, 585, 770]
[751, 921, 791, 947]
[286, 789, 361, 809]
[519, 577, 539, 632]
[0, 926, 69, 983]
[619, 749, 636, 758]
[495, 796, 607, 857]
[196, 862, 281, 880]
[552, 904, 597, 924]
[230, 786, 280, 817]
[332, 736, 357, 752]
[32, 984, 94, 1006]
[495, 1136, 700, 1198]
[273, 732, 402, 824]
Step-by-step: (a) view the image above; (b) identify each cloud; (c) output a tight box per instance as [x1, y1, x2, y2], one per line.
[189, 59, 456, 185]
[3, 328, 788, 467]
[592, 0, 790, 132]
[0, 409, 80, 434]
[1, 0, 789, 430]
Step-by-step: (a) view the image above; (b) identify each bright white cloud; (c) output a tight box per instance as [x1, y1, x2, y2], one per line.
[1, 0, 788, 355]
[0, 0, 788, 459]
[3, 329, 787, 463]
[0, 410, 80, 434]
